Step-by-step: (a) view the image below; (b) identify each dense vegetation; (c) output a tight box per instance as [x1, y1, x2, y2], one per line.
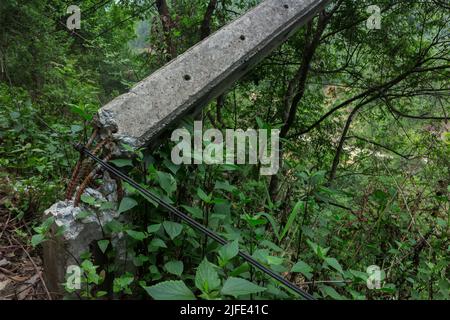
[0, 0, 448, 300]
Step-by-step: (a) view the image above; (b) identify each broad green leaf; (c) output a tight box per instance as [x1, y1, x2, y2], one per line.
[149, 238, 167, 248]
[104, 220, 123, 233]
[118, 197, 138, 214]
[291, 260, 313, 280]
[147, 224, 161, 233]
[197, 188, 211, 203]
[260, 240, 283, 253]
[110, 159, 133, 167]
[80, 194, 96, 206]
[100, 202, 115, 210]
[164, 260, 184, 276]
[349, 270, 368, 281]
[163, 159, 180, 175]
[267, 255, 283, 265]
[320, 285, 345, 300]
[126, 230, 147, 241]
[113, 273, 134, 294]
[70, 105, 93, 121]
[230, 263, 250, 277]
[31, 234, 45, 247]
[325, 257, 344, 274]
[157, 171, 177, 195]
[75, 210, 93, 220]
[143, 280, 196, 300]
[97, 239, 109, 253]
[221, 277, 266, 298]
[163, 221, 183, 240]
[181, 205, 203, 219]
[214, 181, 237, 193]
[195, 258, 220, 294]
[218, 240, 239, 265]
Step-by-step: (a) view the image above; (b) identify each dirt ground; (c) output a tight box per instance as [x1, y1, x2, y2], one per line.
[0, 194, 51, 300]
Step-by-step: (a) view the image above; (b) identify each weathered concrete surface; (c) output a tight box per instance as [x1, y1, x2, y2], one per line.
[43, 173, 129, 296]
[97, 0, 329, 148]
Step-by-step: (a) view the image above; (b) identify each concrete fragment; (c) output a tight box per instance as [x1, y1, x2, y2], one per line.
[96, 0, 329, 148]
[42, 175, 128, 296]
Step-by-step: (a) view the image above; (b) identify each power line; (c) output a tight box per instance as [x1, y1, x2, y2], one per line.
[94, 3, 156, 39]
[83, 0, 113, 17]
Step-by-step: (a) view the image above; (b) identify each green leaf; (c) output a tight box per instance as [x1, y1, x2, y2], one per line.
[70, 105, 93, 121]
[181, 205, 203, 219]
[197, 188, 211, 203]
[71, 125, 83, 134]
[163, 159, 180, 175]
[258, 213, 280, 239]
[214, 181, 237, 193]
[218, 240, 239, 265]
[157, 171, 177, 195]
[349, 269, 368, 281]
[306, 239, 329, 258]
[164, 260, 184, 276]
[97, 240, 109, 253]
[267, 255, 283, 265]
[75, 210, 93, 220]
[195, 258, 221, 294]
[104, 220, 123, 233]
[221, 277, 266, 298]
[113, 274, 134, 294]
[110, 159, 133, 167]
[126, 230, 147, 241]
[147, 224, 161, 233]
[291, 260, 313, 280]
[163, 221, 183, 240]
[31, 234, 45, 247]
[143, 280, 196, 300]
[100, 202, 115, 210]
[325, 257, 344, 274]
[280, 201, 303, 240]
[320, 285, 345, 300]
[149, 238, 167, 248]
[80, 194, 96, 206]
[230, 263, 250, 277]
[118, 197, 138, 214]
[260, 240, 283, 252]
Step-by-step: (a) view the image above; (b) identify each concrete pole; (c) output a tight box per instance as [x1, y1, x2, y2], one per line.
[97, 0, 330, 148]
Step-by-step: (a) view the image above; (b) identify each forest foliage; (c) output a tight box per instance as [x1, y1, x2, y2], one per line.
[0, 0, 449, 300]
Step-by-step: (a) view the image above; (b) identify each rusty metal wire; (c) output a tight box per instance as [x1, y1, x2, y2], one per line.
[65, 128, 99, 200]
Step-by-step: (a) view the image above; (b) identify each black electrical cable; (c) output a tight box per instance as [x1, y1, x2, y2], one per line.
[33, 115, 315, 300]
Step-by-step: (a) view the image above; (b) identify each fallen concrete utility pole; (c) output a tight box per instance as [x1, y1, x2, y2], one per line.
[97, 0, 330, 148]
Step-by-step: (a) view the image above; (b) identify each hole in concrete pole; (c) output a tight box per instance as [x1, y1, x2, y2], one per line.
[184, 74, 191, 81]
[240, 35, 246, 41]
[283, 4, 289, 9]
